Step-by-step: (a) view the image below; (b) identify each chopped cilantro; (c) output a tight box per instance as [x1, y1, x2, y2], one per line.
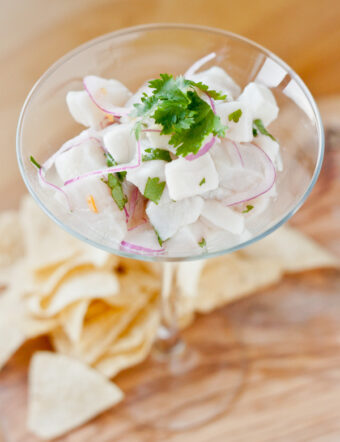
[199, 177, 206, 186]
[103, 173, 127, 211]
[144, 177, 166, 204]
[133, 74, 227, 157]
[242, 204, 254, 213]
[142, 148, 172, 162]
[253, 127, 258, 137]
[228, 109, 242, 123]
[105, 152, 126, 181]
[30, 155, 41, 169]
[198, 238, 206, 248]
[253, 119, 276, 141]
[154, 229, 164, 246]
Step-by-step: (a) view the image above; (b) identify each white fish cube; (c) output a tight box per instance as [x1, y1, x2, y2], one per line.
[62, 177, 127, 243]
[123, 223, 162, 252]
[238, 82, 279, 126]
[146, 190, 204, 240]
[103, 124, 136, 164]
[166, 226, 203, 257]
[66, 91, 105, 129]
[187, 66, 241, 100]
[55, 139, 106, 182]
[215, 101, 253, 142]
[201, 200, 245, 235]
[165, 154, 219, 201]
[126, 160, 166, 195]
[87, 76, 131, 107]
[146, 130, 176, 154]
[255, 134, 283, 171]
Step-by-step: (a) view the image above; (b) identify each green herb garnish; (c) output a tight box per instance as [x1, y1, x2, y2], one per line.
[242, 204, 254, 213]
[144, 177, 166, 204]
[198, 238, 206, 248]
[105, 152, 127, 181]
[155, 229, 164, 246]
[253, 119, 276, 141]
[103, 173, 127, 211]
[253, 127, 258, 137]
[199, 177, 206, 186]
[30, 155, 41, 169]
[133, 74, 227, 157]
[228, 109, 242, 123]
[142, 148, 172, 162]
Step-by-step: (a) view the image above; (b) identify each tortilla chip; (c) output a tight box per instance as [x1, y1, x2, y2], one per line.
[51, 294, 150, 364]
[0, 289, 57, 370]
[0, 210, 24, 269]
[27, 352, 123, 439]
[28, 268, 119, 317]
[245, 225, 339, 272]
[196, 253, 282, 313]
[59, 300, 90, 343]
[94, 304, 159, 378]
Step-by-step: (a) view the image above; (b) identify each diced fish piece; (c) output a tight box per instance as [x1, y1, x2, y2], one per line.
[61, 176, 127, 243]
[146, 189, 204, 240]
[201, 200, 245, 234]
[165, 154, 219, 201]
[103, 124, 136, 164]
[85, 76, 132, 107]
[166, 226, 202, 256]
[215, 101, 253, 142]
[145, 130, 176, 154]
[123, 223, 162, 251]
[187, 66, 241, 100]
[238, 82, 279, 126]
[126, 160, 166, 195]
[254, 134, 283, 171]
[55, 139, 106, 182]
[66, 91, 105, 129]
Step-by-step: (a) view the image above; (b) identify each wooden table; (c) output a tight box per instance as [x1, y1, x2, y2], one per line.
[1, 1, 340, 440]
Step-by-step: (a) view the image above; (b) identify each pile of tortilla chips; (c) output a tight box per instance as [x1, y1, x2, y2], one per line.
[0, 196, 338, 439]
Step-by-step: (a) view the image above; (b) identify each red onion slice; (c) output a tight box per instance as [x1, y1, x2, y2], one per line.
[230, 140, 244, 168]
[120, 240, 165, 254]
[83, 76, 131, 118]
[185, 52, 216, 77]
[63, 140, 141, 186]
[223, 142, 276, 206]
[185, 136, 216, 161]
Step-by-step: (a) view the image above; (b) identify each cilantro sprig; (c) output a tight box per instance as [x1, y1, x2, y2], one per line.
[144, 177, 166, 204]
[228, 109, 242, 123]
[253, 119, 276, 141]
[103, 152, 128, 210]
[30, 156, 41, 169]
[142, 148, 172, 162]
[242, 204, 254, 213]
[133, 74, 227, 157]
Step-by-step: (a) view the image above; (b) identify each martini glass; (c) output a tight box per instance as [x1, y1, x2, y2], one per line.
[17, 24, 324, 431]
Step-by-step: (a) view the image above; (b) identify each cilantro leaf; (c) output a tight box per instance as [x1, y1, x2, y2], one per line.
[253, 127, 258, 137]
[142, 148, 172, 162]
[189, 80, 227, 100]
[30, 155, 41, 169]
[154, 228, 164, 246]
[132, 73, 227, 157]
[242, 204, 254, 213]
[105, 152, 126, 181]
[228, 109, 242, 123]
[199, 177, 206, 186]
[253, 119, 276, 141]
[144, 177, 166, 204]
[103, 173, 127, 211]
[198, 238, 206, 248]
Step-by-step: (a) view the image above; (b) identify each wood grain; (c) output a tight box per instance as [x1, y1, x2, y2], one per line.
[1, 1, 340, 440]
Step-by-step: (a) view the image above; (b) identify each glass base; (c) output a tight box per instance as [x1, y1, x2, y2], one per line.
[126, 326, 247, 432]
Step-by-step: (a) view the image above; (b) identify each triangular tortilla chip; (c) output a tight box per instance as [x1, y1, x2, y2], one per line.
[27, 352, 123, 439]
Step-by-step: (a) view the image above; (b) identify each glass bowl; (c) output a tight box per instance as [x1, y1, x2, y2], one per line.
[17, 23, 324, 263]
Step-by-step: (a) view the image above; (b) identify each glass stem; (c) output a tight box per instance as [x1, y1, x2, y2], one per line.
[154, 262, 184, 359]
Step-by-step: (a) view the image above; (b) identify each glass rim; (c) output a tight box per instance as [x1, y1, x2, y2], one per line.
[16, 23, 325, 262]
